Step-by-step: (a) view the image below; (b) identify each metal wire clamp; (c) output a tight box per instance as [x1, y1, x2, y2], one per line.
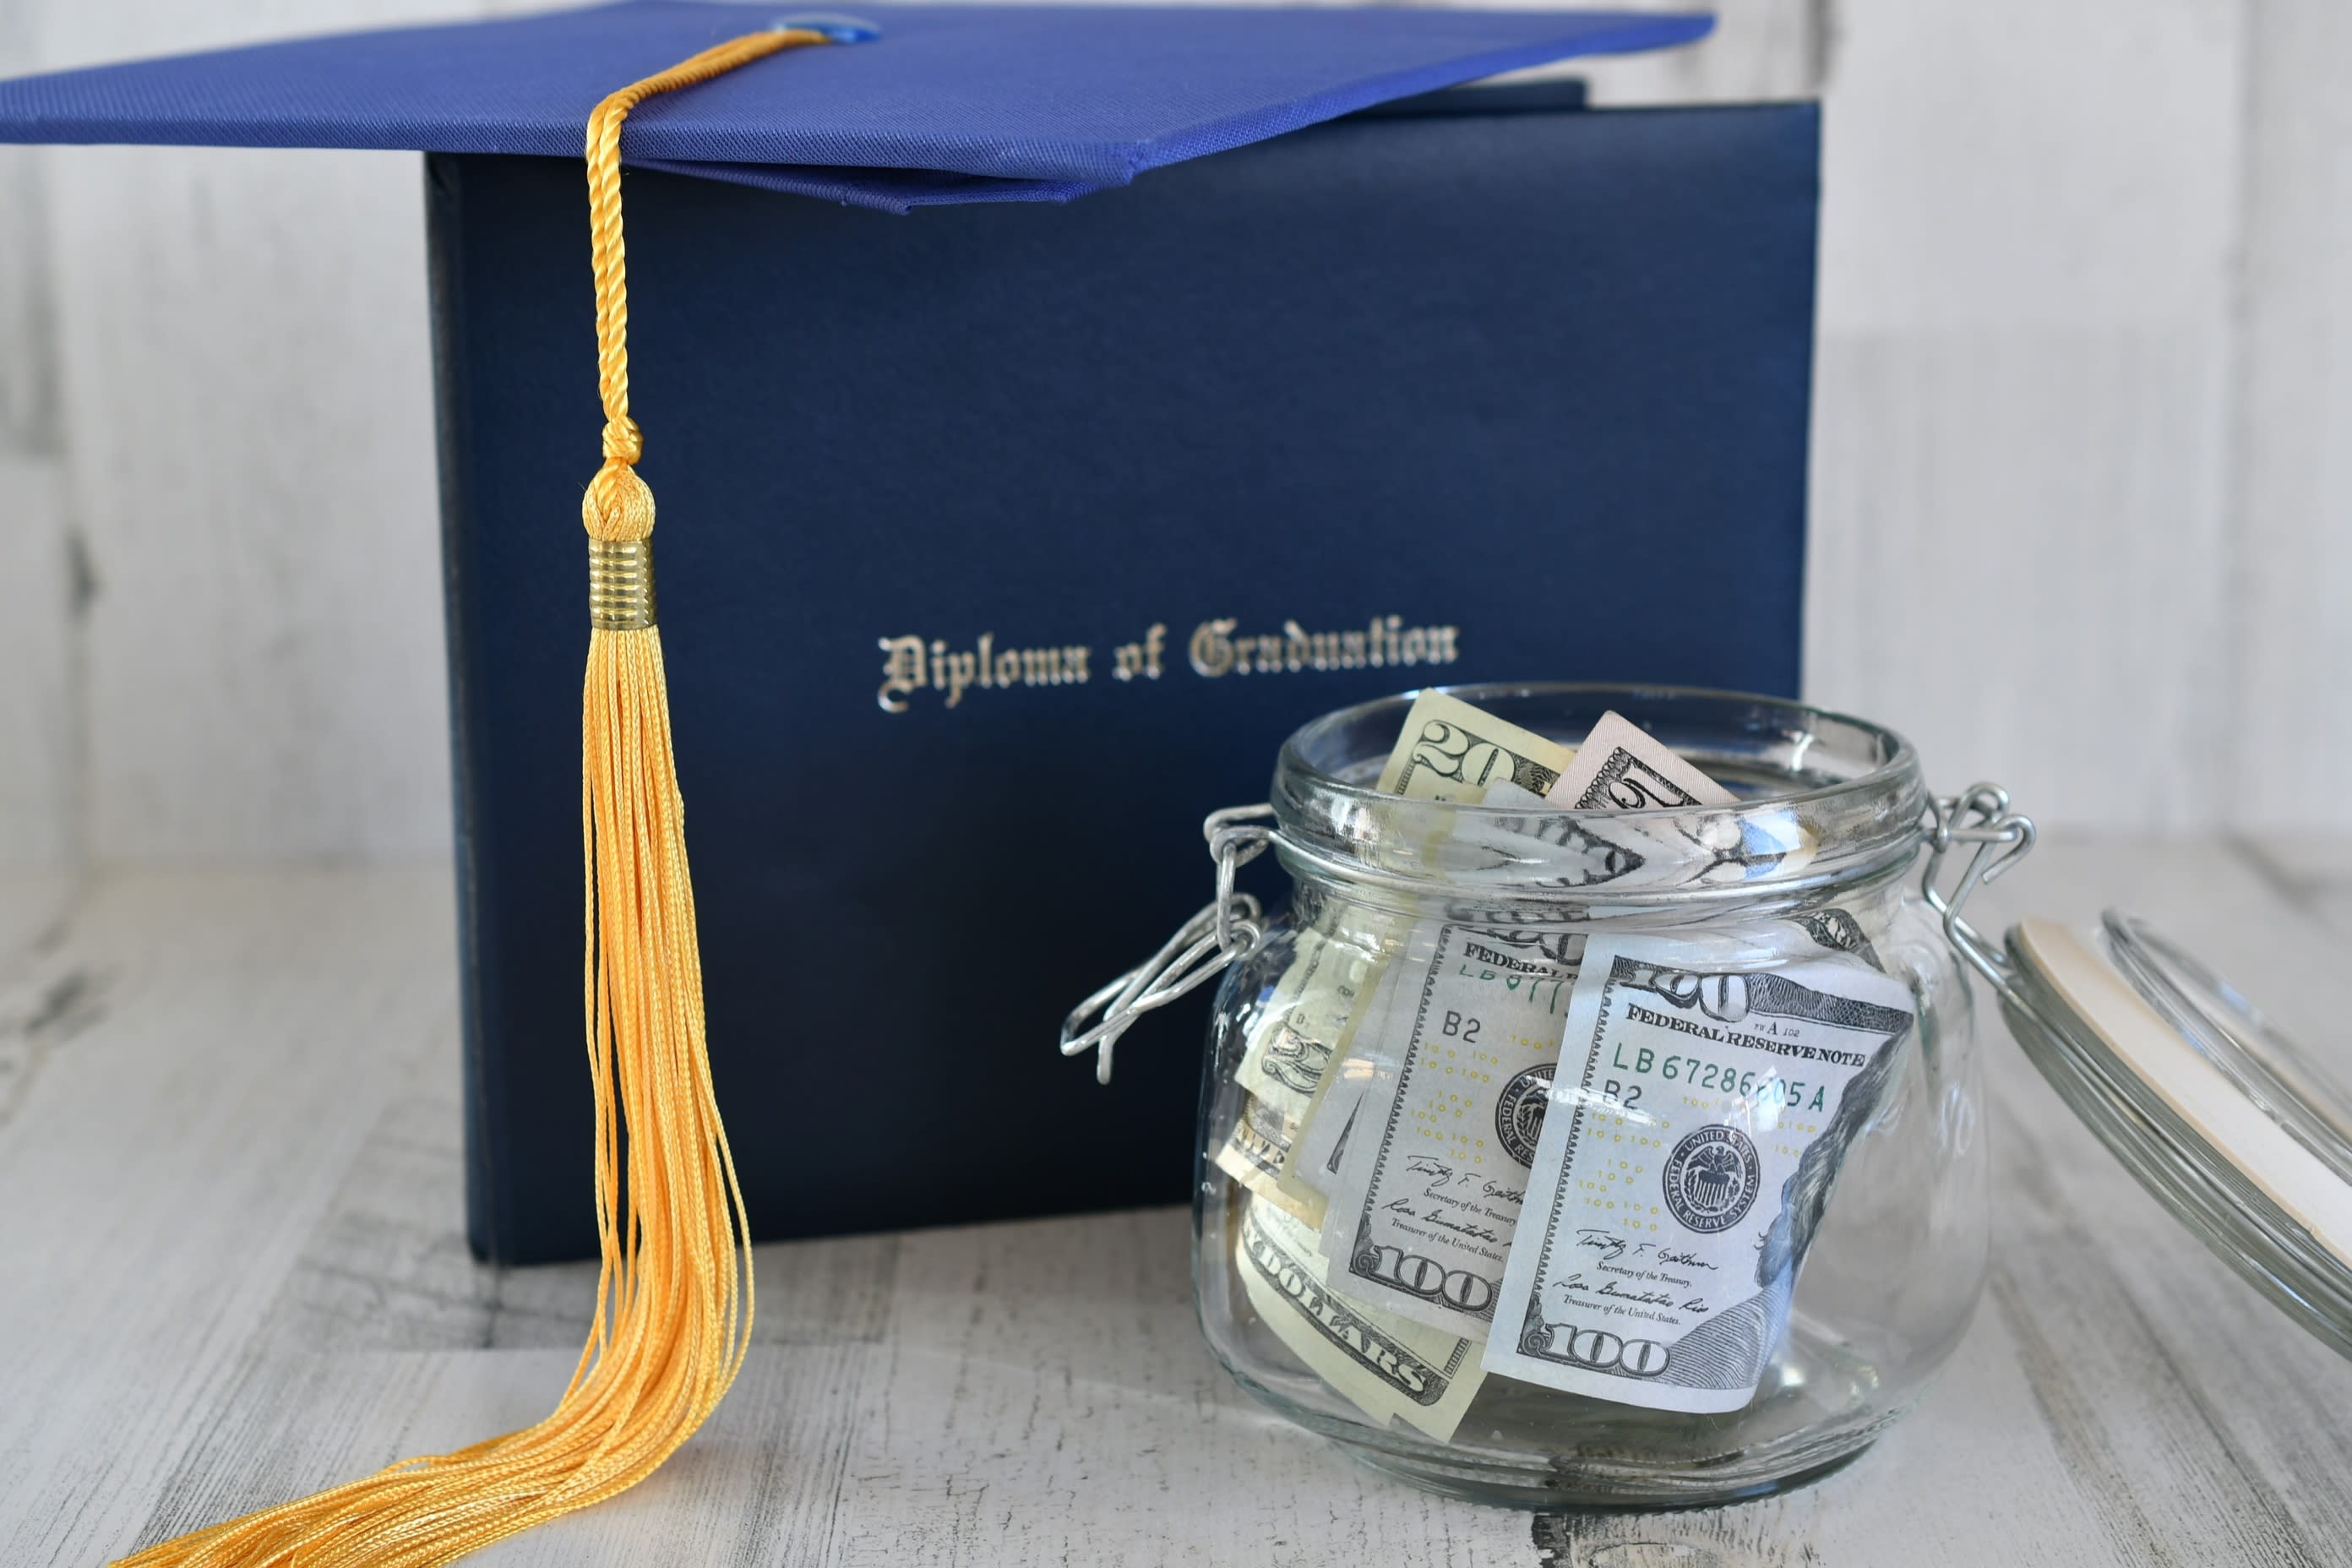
[1920, 782, 2038, 992]
[1060, 803, 1276, 1084]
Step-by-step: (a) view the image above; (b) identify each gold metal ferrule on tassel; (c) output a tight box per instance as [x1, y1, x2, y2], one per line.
[588, 536, 656, 629]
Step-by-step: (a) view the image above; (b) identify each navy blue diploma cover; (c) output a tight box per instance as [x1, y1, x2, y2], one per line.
[433, 88, 1819, 1261]
[0, 4, 1816, 1262]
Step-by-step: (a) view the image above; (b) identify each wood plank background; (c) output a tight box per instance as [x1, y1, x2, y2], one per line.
[4, 841, 2350, 1565]
[0, 0, 74, 960]
[0, 0, 2344, 894]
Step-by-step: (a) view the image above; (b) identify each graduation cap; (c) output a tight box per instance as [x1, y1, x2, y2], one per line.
[0, 6, 1710, 1563]
[0, 3, 1709, 210]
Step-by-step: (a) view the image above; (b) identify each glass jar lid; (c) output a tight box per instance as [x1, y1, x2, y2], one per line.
[2003, 912, 2352, 1359]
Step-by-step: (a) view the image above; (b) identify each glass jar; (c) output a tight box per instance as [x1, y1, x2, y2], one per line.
[1067, 683, 2028, 1508]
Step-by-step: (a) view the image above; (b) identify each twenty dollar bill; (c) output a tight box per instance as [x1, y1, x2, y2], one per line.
[1377, 690, 1576, 801]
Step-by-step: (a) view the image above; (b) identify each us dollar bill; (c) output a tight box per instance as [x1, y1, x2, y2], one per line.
[1276, 961, 1408, 1217]
[1222, 920, 1376, 1218]
[1543, 710, 1737, 811]
[1276, 1085, 1359, 1222]
[1233, 926, 1369, 1122]
[1234, 1195, 1485, 1440]
[1377, 690, 1577, 801]
[1234, 696, 1580, 1186]
[1275, 894, 1571, 1219]
[1432, 724, 1752, 898]
[1483, 934, 1916, 1413]
[1212, 1094, 1320, 1222]
[1317, 923, 1577, 1337]
[1533, 710, 1814, 887]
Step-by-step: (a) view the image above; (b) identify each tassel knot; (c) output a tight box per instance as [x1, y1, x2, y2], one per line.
[602, 416, 643, 464]
[584, 457, 656, 542]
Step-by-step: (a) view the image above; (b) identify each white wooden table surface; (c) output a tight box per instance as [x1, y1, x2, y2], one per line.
[3, 836, 2350, 1567]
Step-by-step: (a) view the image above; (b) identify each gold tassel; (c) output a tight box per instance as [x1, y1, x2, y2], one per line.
[114, 30, 823, 1567]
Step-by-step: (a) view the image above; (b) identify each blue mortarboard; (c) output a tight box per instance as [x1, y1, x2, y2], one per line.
[0, 2, 1709, 211]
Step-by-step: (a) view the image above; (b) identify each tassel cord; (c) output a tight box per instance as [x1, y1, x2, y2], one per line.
[113, 28, 821, 1568]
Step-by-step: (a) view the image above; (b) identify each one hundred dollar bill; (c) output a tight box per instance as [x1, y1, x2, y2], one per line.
[1483, 934, 1915, 1413]
[1235, 694, 1579, 1182]
[1276, 961, 1408, 1216]
[1275, 906, 1572, 1222]
[1276, 1083, 1360, 1222]
[1235, 1195, 1485, 1441]
[1317, 923, 1578, 1337]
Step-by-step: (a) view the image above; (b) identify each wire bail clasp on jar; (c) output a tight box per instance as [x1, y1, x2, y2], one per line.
[1920, 782, 2038, 993]
[1059, 803, 1277, 1084]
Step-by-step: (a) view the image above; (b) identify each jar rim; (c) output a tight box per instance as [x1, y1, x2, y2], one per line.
[1270, 681, 1931, 903]
[1277, 681, 1921, 814]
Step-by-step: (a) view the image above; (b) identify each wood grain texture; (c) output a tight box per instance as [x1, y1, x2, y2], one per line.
[0, 454, 79, 958]
[2230, 0, 2352, 836]
[1, 0, 2344, 851]
[42, 140, 454, 862]
[0, 1, 79, 956]
[1570, 0, 1821, 106]
[1557, 836, 2352, 1568]
[4, 842, 2352, 1566]
[0, 867, 456, 1566]
[26, 0, 500, 862]
[13, 0, 707, 864]
[1805, 0, 2250, 830]
[0, 0, 54, 454]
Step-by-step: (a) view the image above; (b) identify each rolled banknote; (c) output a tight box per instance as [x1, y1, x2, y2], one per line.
[1482, 933, 1916, 1413]
[1234, 1194, 1485, 1441]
